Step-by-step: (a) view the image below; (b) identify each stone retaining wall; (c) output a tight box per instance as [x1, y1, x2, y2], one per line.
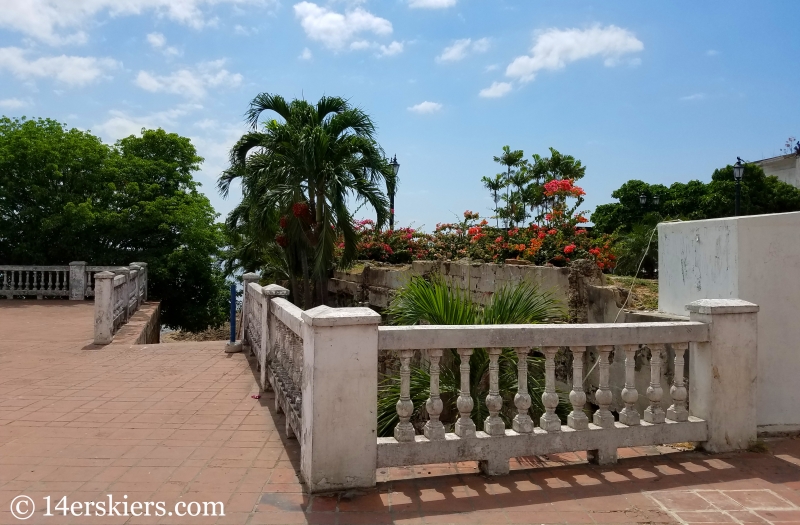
[330, 259, 609, 322]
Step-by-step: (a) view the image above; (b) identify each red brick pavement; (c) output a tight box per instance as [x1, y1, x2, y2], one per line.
[1, 301, 800, 524]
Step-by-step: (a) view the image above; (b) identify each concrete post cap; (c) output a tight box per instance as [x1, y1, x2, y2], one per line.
[242, 272, 260, 282]
[262, 284, 290, 296]
[69, 261, 87, 265]
[301, 305, 382, 327]
[94, 271, 115, 279]
[686, 298, 759, 314]
[130, 262, 147, 267]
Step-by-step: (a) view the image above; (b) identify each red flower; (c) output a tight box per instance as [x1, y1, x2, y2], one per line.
[576, 215, 588, 223]
[538, 232, 546, 239]
[275, 234, 288, 248]
[495, 236, 504, 244]
[548, 229, 557, 236]
[279, 216, 288, 229]
[564, 244, 576, 254]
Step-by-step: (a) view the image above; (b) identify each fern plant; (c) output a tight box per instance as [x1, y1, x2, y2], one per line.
[378, 274, 569, 437]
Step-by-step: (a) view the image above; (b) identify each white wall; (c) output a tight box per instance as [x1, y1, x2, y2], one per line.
[659, 212, 800, 432]
[757, 155, 800, 188]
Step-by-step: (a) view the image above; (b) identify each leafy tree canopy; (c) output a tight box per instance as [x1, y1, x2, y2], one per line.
[0, 116, 228, 331]
[591, 163, 800, 235]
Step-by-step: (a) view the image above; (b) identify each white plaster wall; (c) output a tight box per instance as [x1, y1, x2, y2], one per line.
[658, 212, 800, 432]
[658, 218, 740, 316]
[759, 156, 800, 189]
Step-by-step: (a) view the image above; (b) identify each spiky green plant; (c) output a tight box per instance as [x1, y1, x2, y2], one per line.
[378, 275, 569, 437]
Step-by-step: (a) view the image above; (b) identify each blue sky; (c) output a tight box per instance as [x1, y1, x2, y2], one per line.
[1, 1, 798, 230]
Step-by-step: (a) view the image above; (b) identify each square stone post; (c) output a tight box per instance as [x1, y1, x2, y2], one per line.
[130, 264, 142, 310]
[241, 272, 260, 347]
[261, 285, 290, 391]
[93, 271, 115, 344]
[300, 305, 381, 493]
[69, 261, 86, 300]
[131, 262, 148, 302]
[113, 268, 129, 322]
[688, 299, 759, 453]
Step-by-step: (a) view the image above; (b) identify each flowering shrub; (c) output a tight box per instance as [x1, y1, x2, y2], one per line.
[350, 220, 429, 263]
[341, 182, 616, 270]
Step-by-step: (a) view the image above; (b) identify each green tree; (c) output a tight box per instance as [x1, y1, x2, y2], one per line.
[528, 148, 587, 223]
[591, 163, 800, 236]
[0, 117, 228, 331]
[219, 94, 392, 308]
[493, 145, 525, 228]
[480, 173, 506, 227]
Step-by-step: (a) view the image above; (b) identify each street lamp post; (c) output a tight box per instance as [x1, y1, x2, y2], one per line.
[639, 193, 647, 206]
[388, 155, 400, 230]
[733, 157, 744, 216]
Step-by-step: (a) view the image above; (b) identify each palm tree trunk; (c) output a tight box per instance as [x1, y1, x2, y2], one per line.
[300, 248, 312, 309]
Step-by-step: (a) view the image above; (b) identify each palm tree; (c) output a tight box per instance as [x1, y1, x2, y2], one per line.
[481, 173, 506, 227]
[377, 275, 568, 437]
[493, 146, 525, 228]
[218, 94, 393, 308]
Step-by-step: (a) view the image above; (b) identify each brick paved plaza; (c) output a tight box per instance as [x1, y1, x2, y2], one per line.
[1, 301, 800, 524]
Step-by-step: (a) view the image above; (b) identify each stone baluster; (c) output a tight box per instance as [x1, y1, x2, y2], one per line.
[593, 346, 615, 428]
[513, 347, 534, 433]
[22, 271, 27, 291]
[454, 348, 476, 438]
[644, 344, 666, 424]
[540, 346, 561, 431]
[44, 271, 50, 291]
[291, 332, 303, 405]
[424, 349, 446, 440]
[394, 349, 416, 442]
[567, 346, 589, 430]
[667, 343, 689, 422]
[484, 347, 505, 436]
[619, 344, 640, 426]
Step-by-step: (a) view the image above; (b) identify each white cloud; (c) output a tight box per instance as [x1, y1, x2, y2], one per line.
[93, 104, 203, 141]
[146, 32, 180, 56]
[299, 47, 313, 60]
[437, 37, 490, 62]
[378, 41, 404, 57]
[479, 81, 512, 98]
[408, 101, 442, 114]
[0, 0, 273, 46]
[293, 2, 392, 51]
[0, 47, 118, 86]
[135, 59, 242, 99]
[680, 93, 706, 101]
[0, 98, 30, 109]
[409, 0, 456, 8]
[706, 49, 719, 57]
[234, 24, 257, 36]
[505, 25, 643, 83]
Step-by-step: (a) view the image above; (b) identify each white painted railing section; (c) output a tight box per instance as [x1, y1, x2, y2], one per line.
[242, 274, 759, 494]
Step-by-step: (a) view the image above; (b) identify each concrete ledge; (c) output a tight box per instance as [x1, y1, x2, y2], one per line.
[111, 301, 160, 345]
[377, 322, 710, 350]
[686, 299, 760, 315]
[302, 305, 382, 326]
[271, 298, 304, 335]
[377, 417, 707, 468]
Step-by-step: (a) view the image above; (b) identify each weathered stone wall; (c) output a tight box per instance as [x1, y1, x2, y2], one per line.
[111, 301, 160, 346]
[329, 260, 605, 320]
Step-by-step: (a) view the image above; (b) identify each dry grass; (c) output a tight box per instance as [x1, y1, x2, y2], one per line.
[161, 319, 237, 343]
[606, 275, 659, 311]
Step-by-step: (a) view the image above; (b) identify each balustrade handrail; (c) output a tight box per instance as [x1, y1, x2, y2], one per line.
[244, 275, 760, 495]
[377, 321, 710, 350]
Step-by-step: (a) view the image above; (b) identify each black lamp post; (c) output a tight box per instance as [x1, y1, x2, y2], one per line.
[388, 155, 400, 229]
[653, 194, 660, 206]
[733, 157, 744, 216]
[639, 193, 647, 206]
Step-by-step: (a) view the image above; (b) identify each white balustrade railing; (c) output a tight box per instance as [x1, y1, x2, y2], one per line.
[243, 275, 759, 495]
[1, 261, 147, 304]
[0, 266, 71, 298]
